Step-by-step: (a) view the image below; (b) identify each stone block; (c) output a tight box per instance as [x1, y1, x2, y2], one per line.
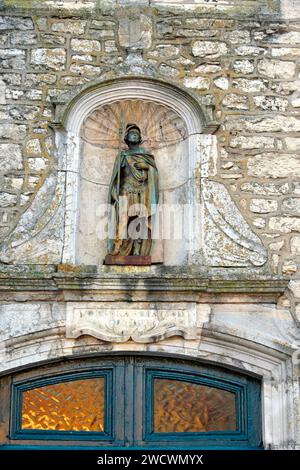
[10, 32, 37, 46]
[272, 32, 300, 45]
[0, 123, 26, 141]
[235, 45, 266, 56]
[0, 16, 33, 30]
[253, 217, 266, 229]
[195, 64, 221, 74]
[269, 216, 300, 233]
[284, 138, 300, 151]
[230, 136, 275, 150]
[39, 34, 66, 46]
[25, 89, 43, 101]
[0, 34, 7, 46]
[159, 64, 179, 78]
[36, 18, 48, 31]
[192, 41, 228, 58]
[25, 139, 42, 157]
[227, 116, 300, 133]
[249, 199, 278, 214]
[24, 74, 57, 86]
[104, 41, 118, 53]
[118, 15, 152, 49]
[214, 77, 229, 90]
[183, 76, 210, 90]
[247, 154, 300, 178]
[69, 64, 102, 76]
[253, 96, 288, 112]
[71, 39, 101, 54]
[258, 59, 295, 79]
[51, 20, 87, 34]
[233, 78, 267, 93]
[0, 48, 26, 68]
[3, 176, 23, 191]
[60, 76, 90, 86]
[31, 48, 66, 71]
[0, 78, 6, 105]
[0, 144, 23, 172]
[0, 192, 17, 208]
[282, 198, 300, 215]
[240, 182, 289, 196]
[291, 91, 300, 108]
[222, 93, 249, 110]
[90, 29, 115, 39]
[225, 30, 250, 44]
[282, 260, 297, 275]
[91, 20, 116, 29]
[291, 236, 300, 255]
[233, 59, 254, 74]
[148, 45, 180, 59]
[271, 47, 300, 57]
[5, 89, 24, 100]
[270, 80, 300, 95]
[8, 105, 40, 121]
[269, 240, 284, 251]
[28, 158, 47, 172]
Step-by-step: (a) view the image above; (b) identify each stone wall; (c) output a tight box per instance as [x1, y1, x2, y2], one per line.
[0, 0, 300, 275]
[1, 0, 300, 450]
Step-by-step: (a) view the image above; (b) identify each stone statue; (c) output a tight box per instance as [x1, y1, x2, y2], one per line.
[107, 123, 159, 259]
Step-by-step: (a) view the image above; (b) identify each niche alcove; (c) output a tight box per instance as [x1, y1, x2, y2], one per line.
[59, 78, 207, 267]
[78, 99, 191, 265]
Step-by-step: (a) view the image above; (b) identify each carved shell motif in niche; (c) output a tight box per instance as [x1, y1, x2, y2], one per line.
[82, 99, 187, 150]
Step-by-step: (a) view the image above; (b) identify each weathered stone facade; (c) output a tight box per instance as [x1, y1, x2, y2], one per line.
[0, 0, 300, 450]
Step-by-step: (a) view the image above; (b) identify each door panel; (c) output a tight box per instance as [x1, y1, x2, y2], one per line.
[1, 355, 262, 449]
[132, 357, 262, 449]
[7, 357, 126, 447]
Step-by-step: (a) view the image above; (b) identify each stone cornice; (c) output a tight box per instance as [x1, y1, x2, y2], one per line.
[0, 264, 289, 299]
[0, 0, 282, 20]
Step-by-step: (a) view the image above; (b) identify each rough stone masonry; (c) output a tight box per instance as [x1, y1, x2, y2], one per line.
[0, 0, 300, 276]
[0, 0, 300, 451]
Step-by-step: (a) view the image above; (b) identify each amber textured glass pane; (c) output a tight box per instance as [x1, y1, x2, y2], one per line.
[154, 378, 236, 433]
[21, 377, 105, 432]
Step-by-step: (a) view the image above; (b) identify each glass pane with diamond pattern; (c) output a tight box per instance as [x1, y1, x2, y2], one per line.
[21, 377, 105, 432]
[154, 378, 236, 433]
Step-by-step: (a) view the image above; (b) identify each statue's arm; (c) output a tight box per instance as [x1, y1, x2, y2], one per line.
[134, 161, 149, 170]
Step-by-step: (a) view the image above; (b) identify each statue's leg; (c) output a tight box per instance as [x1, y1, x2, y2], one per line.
[140, 225, 152, 256]
[119, 238, 133, 256]
[119, 215, 136, 255]
[133, 239, 142, 256]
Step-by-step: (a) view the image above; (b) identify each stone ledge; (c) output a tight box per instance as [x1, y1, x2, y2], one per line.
[0, 264, 289, 295]
[0, 0, 282, 19]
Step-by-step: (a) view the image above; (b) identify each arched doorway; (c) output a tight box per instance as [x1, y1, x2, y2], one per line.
[1, 355, 262, 449]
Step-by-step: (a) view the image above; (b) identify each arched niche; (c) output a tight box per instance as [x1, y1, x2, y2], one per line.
[58, 77, 211, 266]
[79, 100, 192, 265]
[0, 76, 267, 267]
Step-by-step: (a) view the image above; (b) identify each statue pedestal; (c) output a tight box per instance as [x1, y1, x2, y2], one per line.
[104, 255, 152, 266]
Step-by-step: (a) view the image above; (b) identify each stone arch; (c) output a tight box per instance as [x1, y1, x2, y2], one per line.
[0, 328, 295, 449]
[57, 77, 216, 265]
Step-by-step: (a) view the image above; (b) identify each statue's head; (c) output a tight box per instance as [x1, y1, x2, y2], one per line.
[124, 123, 142, 146]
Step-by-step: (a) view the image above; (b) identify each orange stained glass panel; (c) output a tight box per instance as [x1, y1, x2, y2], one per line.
[21, 377, 105, 432]
[154, 378, 236, 433]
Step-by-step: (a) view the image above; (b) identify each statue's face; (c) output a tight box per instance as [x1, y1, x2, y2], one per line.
[126, 129, 141, 145]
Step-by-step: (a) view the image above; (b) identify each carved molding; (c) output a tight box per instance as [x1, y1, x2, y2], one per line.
[83, 99, 187, 150]
[66, 302, 210, 343]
